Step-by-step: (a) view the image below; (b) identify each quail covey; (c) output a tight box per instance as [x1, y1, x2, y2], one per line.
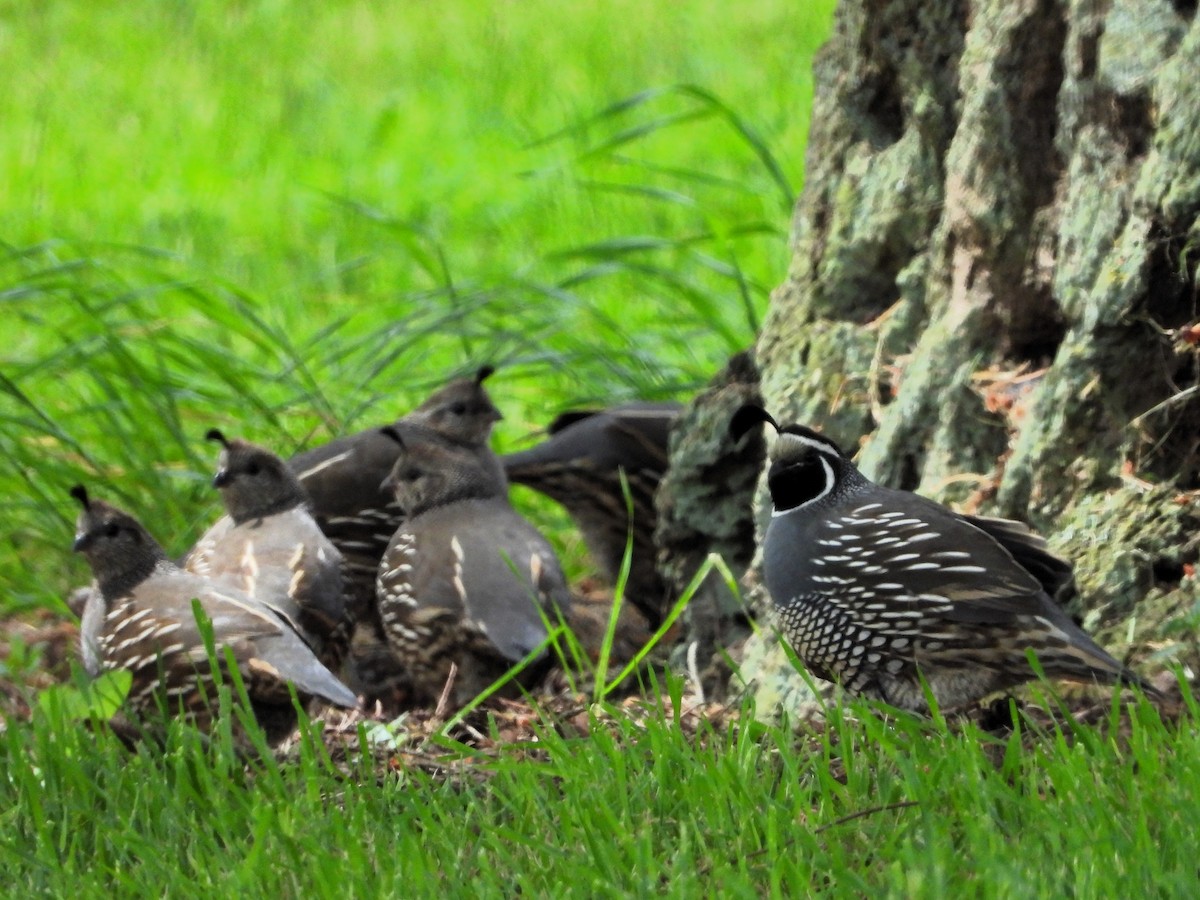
[287, 367, 506, 699]
[376, 427, 572, 707]
[184, 429, 349, 671]
[502, 401, 681, 627]
[729, 406, 1157, 712]
[71, 487, 357, 743]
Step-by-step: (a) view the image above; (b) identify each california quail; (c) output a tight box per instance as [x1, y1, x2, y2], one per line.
[376, 428, 572, 707]
[71, 486, 357, 744]
[290, 366, 505, 586]
[503, 402, 680, 627]
[729, 406, 1157, 712]
[184, 429, 349, 671]
[286, 367, 506, 700]
[403, 366, 507, 451]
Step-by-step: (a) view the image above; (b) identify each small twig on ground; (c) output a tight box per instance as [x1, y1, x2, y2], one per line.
[686, 640, 706, 705]
[812, 800, 920, 834]
[434, 663, 458, 721]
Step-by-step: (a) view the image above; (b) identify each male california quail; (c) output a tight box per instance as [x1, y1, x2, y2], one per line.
[376, 428, 572, 707]
[72, 486, 357, 743]
[503, 402, 680, 627]
[287, 367, 506, 700]
[184, 429, 349, 671]
[729, 406, 1157, 712]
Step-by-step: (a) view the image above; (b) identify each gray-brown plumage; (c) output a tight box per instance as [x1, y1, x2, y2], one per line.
[376, 428, 572, 707]
[729, 406, 1158, 712]
[290, 367, 505, 589]
[184, 429, 349, 672]
[72, 486, 357, 744]
[502, 402, 680, 627]
[286, 367, 506, 701]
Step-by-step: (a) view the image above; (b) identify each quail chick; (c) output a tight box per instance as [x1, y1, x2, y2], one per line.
[72, 486, 357, 744]
[729, 406, 1158, 712]
[503, 402, 680, 627]
[287, 367, 506, 701]
[376, 427, 572, 707]
[184, 429, 349, 672]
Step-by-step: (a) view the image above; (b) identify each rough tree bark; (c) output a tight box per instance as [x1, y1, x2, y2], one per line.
[735, 0, 1200, 718]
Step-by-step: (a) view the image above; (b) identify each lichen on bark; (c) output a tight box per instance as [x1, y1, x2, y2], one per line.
[654, 351, 764, 697]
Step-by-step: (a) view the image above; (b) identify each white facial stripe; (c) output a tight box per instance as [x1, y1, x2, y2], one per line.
[773, 431, 840, 460]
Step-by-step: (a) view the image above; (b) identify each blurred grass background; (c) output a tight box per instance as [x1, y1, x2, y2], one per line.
[1, 0, 836, 621]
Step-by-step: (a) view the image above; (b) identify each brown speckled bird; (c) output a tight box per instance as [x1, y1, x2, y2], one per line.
[184, 429, 349, 672]
[375, 428, 572, 707]
[730, 406, 1157, 712]
[73, 486, 357, 743]
[502, 402, 680, 627]
[290, 367, 505, 587]
[286, 367, 506, 701]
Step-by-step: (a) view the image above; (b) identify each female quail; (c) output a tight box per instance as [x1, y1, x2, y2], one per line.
[376, 428, 572, 707]
[72, 487, 357, 743]
[286, 366, 506, 701]
[289, 366, 505, 586]
[502, 402, 680, 627]
[185, 429, 349, 671]
[729, 406, 1157, 712]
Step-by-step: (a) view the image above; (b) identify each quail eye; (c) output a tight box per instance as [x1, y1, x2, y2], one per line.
[104, 523, 120, 538]
[449, 402, 468, 416]
[246, 462, 261, 476]
[403, 468, 421, 483]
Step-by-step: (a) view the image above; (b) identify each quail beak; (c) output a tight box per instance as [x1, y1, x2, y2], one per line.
[212, 469, 232, 489]
[380, 473, 396, 496]
[72, 531, 94, 552]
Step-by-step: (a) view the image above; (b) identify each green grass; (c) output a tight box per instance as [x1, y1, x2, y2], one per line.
[3, 682, 1197, 895]
[7, 2, 1196, 895]
[1, 0, 835, 615]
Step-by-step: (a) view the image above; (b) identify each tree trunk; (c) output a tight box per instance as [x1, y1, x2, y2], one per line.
[741, 0, 1200, 718]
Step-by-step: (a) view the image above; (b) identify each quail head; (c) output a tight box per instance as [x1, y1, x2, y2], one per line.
[729, 406, 1157, 712]
[72, 486, 357, 744]
[286, 367, 508, 703]
[404, 365, 504, 445]
[184, 429, 349, 671]
[502, 402, 680, 628]
[376, 427, 572, 708]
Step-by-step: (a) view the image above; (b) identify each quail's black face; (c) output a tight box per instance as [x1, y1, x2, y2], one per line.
[729, 405, 848, 515]
[207, 432, 308, 523]
[766, 428, 846, 514]
[409, 368, 503, 445]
